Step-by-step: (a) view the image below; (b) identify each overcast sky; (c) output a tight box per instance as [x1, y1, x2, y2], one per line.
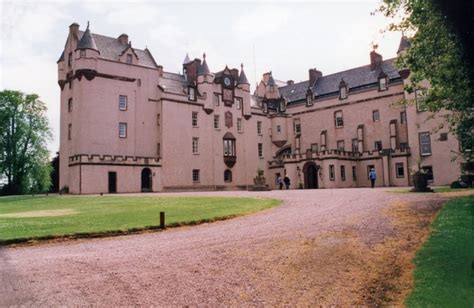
[0, 0, 402, 153]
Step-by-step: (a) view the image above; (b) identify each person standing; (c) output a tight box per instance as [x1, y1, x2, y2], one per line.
[276, 175, 283, 190]
[284, 175, 291, 190]
[369, 168, 377, 188]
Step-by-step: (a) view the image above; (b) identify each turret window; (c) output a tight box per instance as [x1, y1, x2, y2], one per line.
[214, 94, 220, 106]
[235, 98, 242, 110]
[80, 50, 86, 58]
[68, 98, 73, 112]
[188, 87, 196, 101]
[68, 52, 72, 67]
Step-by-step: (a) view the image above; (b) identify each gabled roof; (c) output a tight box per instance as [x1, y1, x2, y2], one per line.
[279, 58, 401, 104]
[68, 31, 158, 68]
[76, 26, 99, 52]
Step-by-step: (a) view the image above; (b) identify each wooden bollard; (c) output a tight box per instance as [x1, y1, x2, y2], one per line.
[160, 211, 165, 229]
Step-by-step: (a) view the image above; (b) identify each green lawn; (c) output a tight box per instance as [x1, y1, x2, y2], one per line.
[0, 195, 280, 244]
[389, 186, 474, 193]
[406, 195, 474, 307]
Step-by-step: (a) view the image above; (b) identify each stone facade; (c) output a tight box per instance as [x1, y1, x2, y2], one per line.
[58, 23, 461, 194]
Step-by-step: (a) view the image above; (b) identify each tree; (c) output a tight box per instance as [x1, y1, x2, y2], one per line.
[0, 90, 52, 195]
[377, 0, 473, 162]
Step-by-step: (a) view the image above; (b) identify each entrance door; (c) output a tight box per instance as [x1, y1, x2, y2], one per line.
[304, 163, 318, 189]
[108, 172, 117, 193]
[141, 168, 152, 192]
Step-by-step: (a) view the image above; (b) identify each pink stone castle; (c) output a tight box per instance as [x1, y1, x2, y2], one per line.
[58, 23, 460, 194]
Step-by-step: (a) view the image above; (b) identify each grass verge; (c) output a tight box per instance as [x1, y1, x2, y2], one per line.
[0, 195, 280, 245]
[389, 186, 474, 194]
[406, 195, 474, 306]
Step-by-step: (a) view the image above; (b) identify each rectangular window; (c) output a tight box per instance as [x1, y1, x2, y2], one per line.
[80, 49, 86, 58]
[192, 169, 200, 182]
[400, 142, 408, 151]
[126, 54, 133, 64]
[352, 166, 357, 181]
[419, 132, 431, 156]
[329, 165, 335, 181]
[68, 98, 73, 112]
[237, 118, 243, 132]
[352, 139, 358, 153]
[119, 122, 127, 138]
[334, 111, 344, 128]
[214, 94, 220, 106]
[439, 132, 448, 141]
[192, 137, 199, 154]
[311, 143, 318, 153]
[68, 123, 72, 140]
[400, 111, 407, 124]
[294, 118, 301, 134]
[276, 125, 281, 134]
[157, 114, 160, 126]
[258, 143, 263, 158]
[396, 163, 404, 178]
[188, 87, 196, 101]
[192, 111, 198, 127]
[374, 141, 383, 151]
[340, 86, 348, 99]
[223, 139, 236, 156]
[68, 52, 72, 67]
[235, 98, 242, 110]
[119, 95, 127, 111]
[214, 115, 220, 129]
[415, 89, 427, 111]
[257, 121, 262, 135]
[337, 140, 345, 151]
[367, 165, 375, 180]
[372, 110, 380, 122]
[341, 165, 346, 181]
[320, 131, 327, 151]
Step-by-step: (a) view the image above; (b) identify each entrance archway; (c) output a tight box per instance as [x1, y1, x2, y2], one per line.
[303, 162, 319, 189]
[141, 168, 152, 192]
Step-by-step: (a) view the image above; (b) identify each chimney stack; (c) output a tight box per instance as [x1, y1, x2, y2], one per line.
[287, 80, 294, 86]
[69, 22, 80, 38]
[370, 51, 383, 71]
[308, 68, 322, 86]
[118, 33, 129, 44]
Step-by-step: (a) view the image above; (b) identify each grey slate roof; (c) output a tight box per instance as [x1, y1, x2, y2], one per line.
[397, 36, 411, 53]
[198, 59, 210, 75]
[183, 53, 191, 64]
[77, 27, 99, 51]
[159, 72, 187, 95]
[279, 58, 401, 104]
[57, 50, 65, 63]
[267, 75, 276, 86]
[74, 31, 158, 68]
[238, 67, 249, 84]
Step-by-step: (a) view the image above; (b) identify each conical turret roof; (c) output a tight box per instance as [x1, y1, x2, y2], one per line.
[183, 53, 191, 64]
[198, 53, 210, 75]
[238, 63, 249, 84]
[267, 74, 276, 86]
[397, 36, 411, 53]
[77, 22, 98, 52]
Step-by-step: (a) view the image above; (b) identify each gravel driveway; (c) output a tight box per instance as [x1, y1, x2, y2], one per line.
[0, 188, 447, 306]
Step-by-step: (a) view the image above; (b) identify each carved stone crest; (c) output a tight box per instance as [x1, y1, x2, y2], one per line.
[225, 111, 233, 128]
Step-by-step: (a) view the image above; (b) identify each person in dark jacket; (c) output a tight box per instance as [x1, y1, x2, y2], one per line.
[283, 175, 291, 190]
[369, 168, 377, 188]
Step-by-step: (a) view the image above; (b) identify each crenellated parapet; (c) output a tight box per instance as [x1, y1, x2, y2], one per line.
[69, 154, 161, 167]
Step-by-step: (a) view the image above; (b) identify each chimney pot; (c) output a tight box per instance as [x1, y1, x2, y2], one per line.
[69, 22, 80, 37]
[308, 68, 323, 86]
[287, 80, 294, 85]
[370, 51, 383, 71]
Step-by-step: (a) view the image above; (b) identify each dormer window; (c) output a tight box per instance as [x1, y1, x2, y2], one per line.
[340, 86, 348, 99]
[188, 87, 196, 101]
[126, 54, 133, 64]
[80, 50, 86, 58]
[379, 76, 388, 91]
[306, 89, 313, 107]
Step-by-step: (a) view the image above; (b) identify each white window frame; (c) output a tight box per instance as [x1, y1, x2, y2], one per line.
[192, 169, 200, 182]
[192, 111, 198, 127]
[192, 137, 199, 154]
[188, 87, 196, 101]
[419, 132, 432, 156]
[237, 118, 243, 133]
[119, 122, 127, 138]
[372, 110, 380, 122]
[214, 115, 220, 129]
[334, 111, 344, 128]
[119, 95, 127, 111]
[379, 77, 388, 91]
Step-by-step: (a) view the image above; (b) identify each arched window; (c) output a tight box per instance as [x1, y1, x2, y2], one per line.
[224, 169, 232, 182]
